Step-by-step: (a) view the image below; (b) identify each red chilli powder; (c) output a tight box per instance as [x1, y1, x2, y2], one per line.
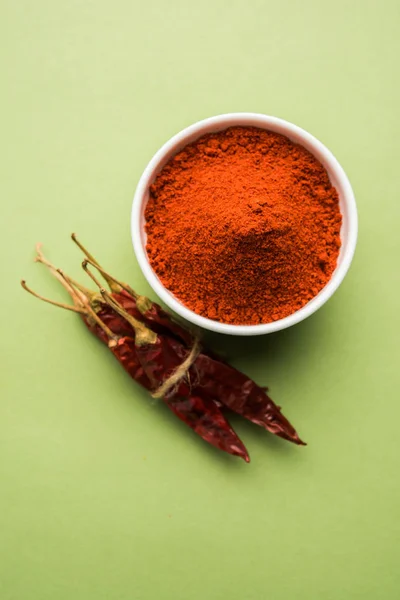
[145, 126, 342, 325]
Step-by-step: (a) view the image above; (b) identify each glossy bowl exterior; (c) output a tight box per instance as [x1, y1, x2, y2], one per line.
[131, 113, 357, 336]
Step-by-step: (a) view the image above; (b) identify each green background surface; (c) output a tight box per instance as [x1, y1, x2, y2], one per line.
[2, 1, 400, 599]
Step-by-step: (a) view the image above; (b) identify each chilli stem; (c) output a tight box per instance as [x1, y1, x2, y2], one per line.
[58, 271, 118, 345]
[35, 243, 97, 306]
[100, 288, 157, 346]
[83, 257, 139, 300]
[82, 259, 155, 345]
[71, 233, 121, 294]
[21, 280, 87, 314]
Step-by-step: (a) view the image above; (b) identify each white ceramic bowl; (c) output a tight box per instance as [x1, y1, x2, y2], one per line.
[131, 113, 357, 336]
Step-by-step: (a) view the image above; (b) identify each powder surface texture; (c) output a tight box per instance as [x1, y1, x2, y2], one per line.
[145, 126, 342, 325]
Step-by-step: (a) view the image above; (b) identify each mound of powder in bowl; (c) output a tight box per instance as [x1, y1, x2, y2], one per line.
[145, 126, 342, 325]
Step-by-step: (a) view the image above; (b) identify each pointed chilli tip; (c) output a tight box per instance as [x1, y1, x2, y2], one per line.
[232, 444, 250, 463]
[280, 429, 307, 447]
[290, 435, 306, 446]
[291, 430, 307, 446]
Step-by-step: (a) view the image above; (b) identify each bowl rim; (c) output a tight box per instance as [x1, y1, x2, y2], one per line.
[131, 112, 358, 336]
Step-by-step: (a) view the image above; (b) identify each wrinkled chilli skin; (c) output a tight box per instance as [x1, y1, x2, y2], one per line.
[22, 239, 305, 463]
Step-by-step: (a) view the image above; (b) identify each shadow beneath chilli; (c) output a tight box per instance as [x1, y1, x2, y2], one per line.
[107, 348, 249, 469]
[198, 305, 337, 457]
[150, 399, 251, 470]
[227, 410, 303, 459]
[124, 297, 336, 465]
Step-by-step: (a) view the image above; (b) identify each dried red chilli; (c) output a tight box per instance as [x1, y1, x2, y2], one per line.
[22, 237, 306, 462]
[61, 240, 305, 447]
[81, 265, 250, 461]
[22, 246, 250, 462]
[111, 312, 303, 445]
[71, 240, 305, 446]
[112, 335, 249, 460]
[192, 354, 304, 444]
